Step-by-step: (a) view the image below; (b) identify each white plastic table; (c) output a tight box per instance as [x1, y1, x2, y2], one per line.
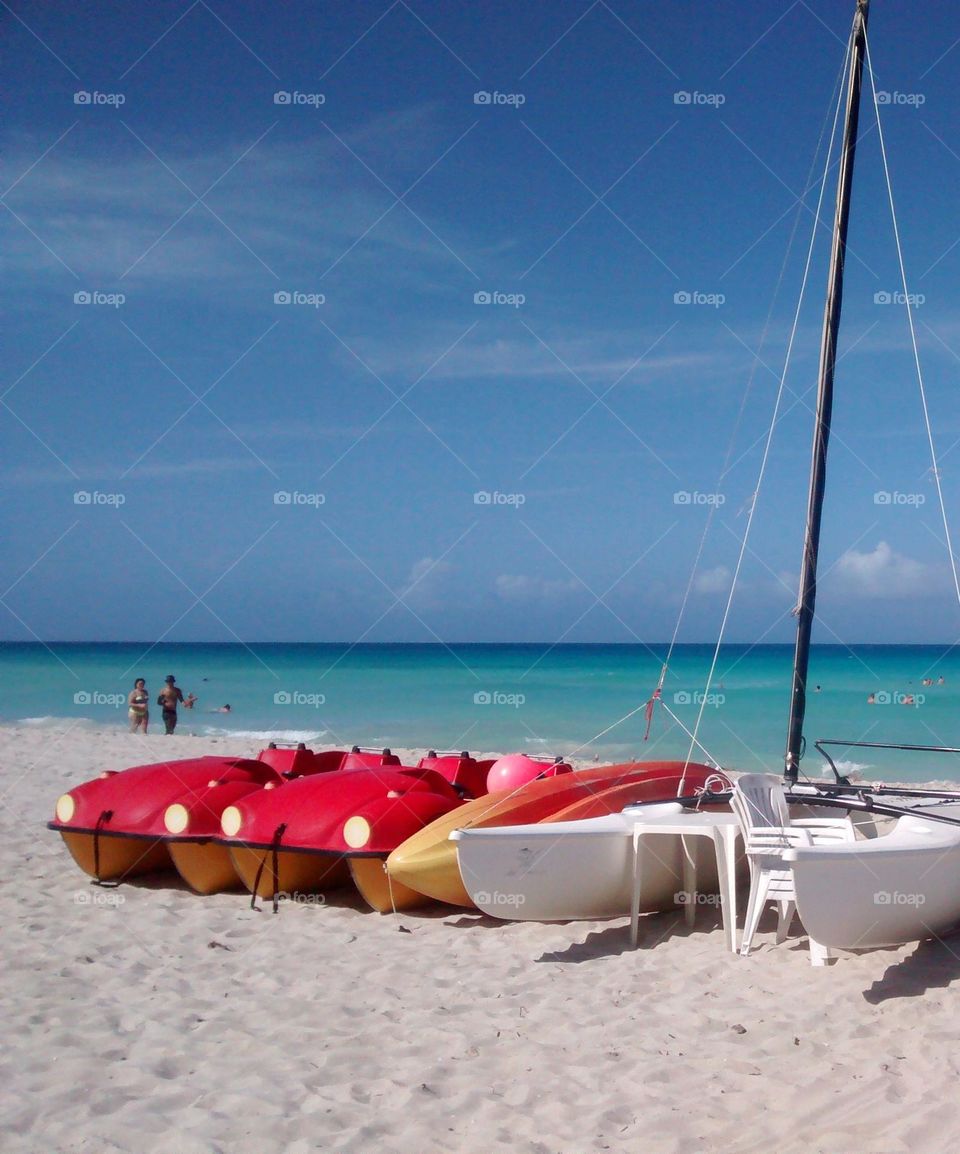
[628, 811, 742, 952]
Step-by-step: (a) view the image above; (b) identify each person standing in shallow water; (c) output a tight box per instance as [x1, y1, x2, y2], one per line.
[128, 678, 149, 733]
[157, 675, 186, 735]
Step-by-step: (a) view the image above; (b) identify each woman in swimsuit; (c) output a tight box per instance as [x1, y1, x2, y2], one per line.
[128, 678, 149, 733]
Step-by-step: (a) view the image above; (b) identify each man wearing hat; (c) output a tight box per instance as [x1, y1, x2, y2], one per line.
[157, 675, 186, 735]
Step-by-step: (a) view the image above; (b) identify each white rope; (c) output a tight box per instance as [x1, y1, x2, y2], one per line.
[863, 26, 960, 612]
[630, 40, 852, 773]
[565, 700, 650, 757]
[678, 33, 854, 795]
[565, 693, 723, 768]
[658, 702, 723, 768]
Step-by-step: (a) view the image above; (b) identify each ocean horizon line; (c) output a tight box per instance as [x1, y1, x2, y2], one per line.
[1, 640, 955, 649]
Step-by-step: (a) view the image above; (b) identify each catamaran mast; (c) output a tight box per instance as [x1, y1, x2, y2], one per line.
[784, 0, 870, 784]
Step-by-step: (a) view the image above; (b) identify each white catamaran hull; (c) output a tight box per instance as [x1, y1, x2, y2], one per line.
[451, 806, 722, 922]
[785, 808, 960, 949]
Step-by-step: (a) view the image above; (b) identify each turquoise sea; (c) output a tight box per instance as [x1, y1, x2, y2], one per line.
[4, 642, 960, 784]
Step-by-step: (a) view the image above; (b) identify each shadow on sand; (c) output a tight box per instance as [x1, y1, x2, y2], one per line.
[534, 908, 727, 964]
[862, 932, 960, 1003]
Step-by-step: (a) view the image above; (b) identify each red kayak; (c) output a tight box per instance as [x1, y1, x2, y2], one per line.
[49, 753, 300, 884]
[161, 744, 350, 893]
[160, 745, 476, 895]
[218, 760, 470, 911]
[50, 743, 493, 897]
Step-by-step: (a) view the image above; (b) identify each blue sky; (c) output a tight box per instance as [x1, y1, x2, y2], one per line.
[4, 0, 960, 646]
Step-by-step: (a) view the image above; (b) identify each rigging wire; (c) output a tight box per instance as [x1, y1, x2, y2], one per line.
[596, 38, 855, 765]
[677, 32, 855, 793]
[862, 26, 960, 614]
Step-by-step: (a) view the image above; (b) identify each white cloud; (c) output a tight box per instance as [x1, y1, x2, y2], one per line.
[693, 565, 731, 595]
[833, 541, 929, 597]
[402, 556, 453, 600]
[1, 109, 470, 289]
[495, 573, 581, 601]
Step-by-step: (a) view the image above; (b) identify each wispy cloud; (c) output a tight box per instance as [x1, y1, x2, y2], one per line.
[693, 564, 731, 595]
[2, 107, 477, 290]
[6, 457, 264, 484]
[495, 573, 581, 601]
[832, 540, 933, 598]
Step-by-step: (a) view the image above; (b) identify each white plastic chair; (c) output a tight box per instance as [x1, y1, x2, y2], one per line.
[730, 774, 855, 966]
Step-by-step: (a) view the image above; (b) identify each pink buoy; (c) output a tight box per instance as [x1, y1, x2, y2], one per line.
[485, 753, 572, 794]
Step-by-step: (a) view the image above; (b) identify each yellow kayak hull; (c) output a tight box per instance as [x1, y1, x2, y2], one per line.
[349, 856, 432, 913]
[169, 840, 245, 895]
[60, 830, 172, 882]
[228, 845, 351, 900]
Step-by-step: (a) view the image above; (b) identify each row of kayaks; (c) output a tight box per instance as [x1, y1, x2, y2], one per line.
[49, 742, 725, 916]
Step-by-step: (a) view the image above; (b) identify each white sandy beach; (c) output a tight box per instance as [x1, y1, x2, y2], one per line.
[3, 722, 960, 1154]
